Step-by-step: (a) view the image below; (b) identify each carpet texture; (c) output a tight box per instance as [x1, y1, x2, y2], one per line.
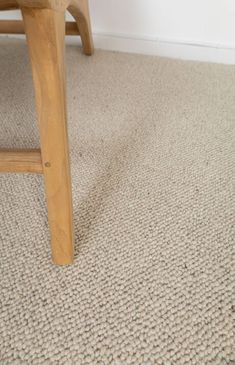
[0, 38, 234, 365]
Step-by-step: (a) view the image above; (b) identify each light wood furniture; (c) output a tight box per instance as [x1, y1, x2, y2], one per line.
[0, 0, 94, 265]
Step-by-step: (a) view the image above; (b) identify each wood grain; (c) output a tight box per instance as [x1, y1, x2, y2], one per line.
[22, 7, 75, 265]
[18, 0, 69, 11]
[0, 1, 18, 10]
[0, 149, 43, 173]
[0, 0, 94, 55]
[0, 0, 94, 264]
[0, 19, 79, 34]
[0, 0, 76, 11]
[68, 0, 94, 55]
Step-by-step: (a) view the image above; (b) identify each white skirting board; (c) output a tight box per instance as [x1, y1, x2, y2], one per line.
[77, 32, 235, 65]
[1, 32, 235, 65]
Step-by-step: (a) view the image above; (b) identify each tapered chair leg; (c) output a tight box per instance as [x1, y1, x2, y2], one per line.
[68, 0, 94, 55]
[22, 7, 74, 265]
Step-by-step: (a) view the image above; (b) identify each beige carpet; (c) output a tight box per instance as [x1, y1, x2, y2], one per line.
[0, 37, 234, 365]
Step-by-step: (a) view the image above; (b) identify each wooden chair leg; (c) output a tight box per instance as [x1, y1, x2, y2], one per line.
[68, 0, 94, 55]
[21, 7, 74, 265]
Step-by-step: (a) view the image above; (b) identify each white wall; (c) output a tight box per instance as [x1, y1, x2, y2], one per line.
[1, 0, 235, 64]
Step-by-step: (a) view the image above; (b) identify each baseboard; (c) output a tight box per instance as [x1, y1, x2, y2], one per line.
[2, 32, 235, 65]
[68, 31, 235, 65]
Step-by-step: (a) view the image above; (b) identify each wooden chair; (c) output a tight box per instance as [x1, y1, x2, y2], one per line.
[0, 0, 94, 265]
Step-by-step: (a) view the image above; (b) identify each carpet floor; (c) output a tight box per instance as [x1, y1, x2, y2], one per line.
[0, 38, 234, 365]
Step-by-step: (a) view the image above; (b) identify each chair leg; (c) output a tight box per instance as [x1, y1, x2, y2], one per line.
[22, 7, 74, 265]
[68, 0, 94, 55]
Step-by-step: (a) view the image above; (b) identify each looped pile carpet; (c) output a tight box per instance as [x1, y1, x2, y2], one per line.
[0, 38, 234, 364]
